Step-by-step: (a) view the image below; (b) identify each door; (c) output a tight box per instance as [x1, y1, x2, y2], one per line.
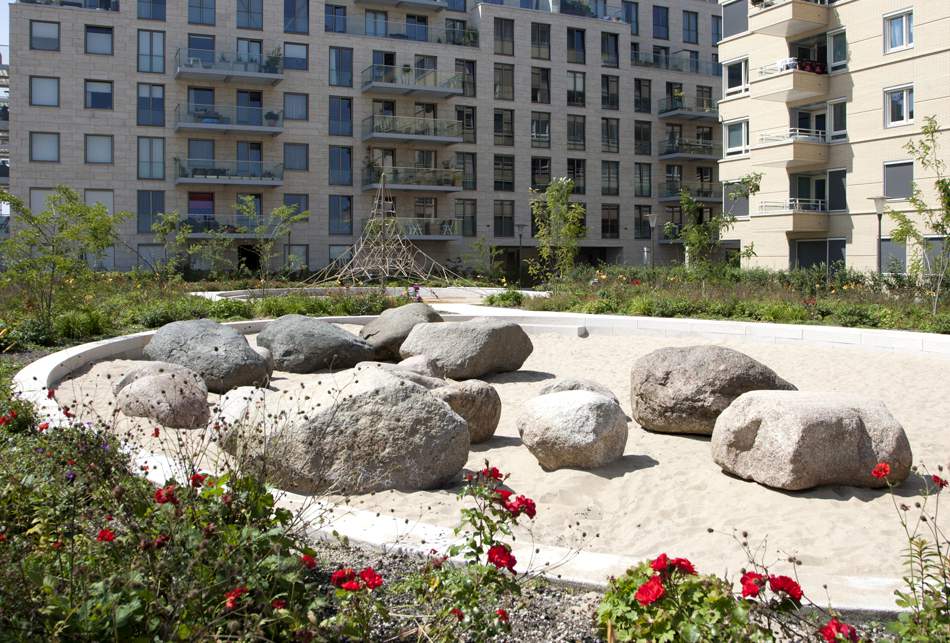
[406, 15, 428, 41]
[372, 51, 395, 82]
[188, 87, 214, 117]
[365, 11, 387, 37]
[238, 246, 260, 273]
[237, 141, 262, 176]
[236, 90, 262, 126]
[237, 38, 262, 66]
[188, 34, 215, 65]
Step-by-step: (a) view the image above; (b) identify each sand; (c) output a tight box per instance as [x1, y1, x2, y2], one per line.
[56, 328, 950, 603]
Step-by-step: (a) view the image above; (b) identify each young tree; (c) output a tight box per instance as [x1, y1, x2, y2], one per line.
[0, 186, 128, 332]
[233, 195, 309, 296]
[528, 177, 586, 286]
[144, 210, 192, 288]
[188, 229, 239, 282]
[888, 116, 950, 314]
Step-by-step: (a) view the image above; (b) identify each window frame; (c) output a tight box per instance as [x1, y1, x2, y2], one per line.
[884, 84, 914, 128]
[284, 41, 310, 71]
[724, 119, 749, 157]
[883, 9, 913, 54]
[189, 0, 216, 25]
[827, 167, 848, 212]
[828, 98, 847, 142]
[84, 80, 114, 110]
[237, 0, 264, 30]
[85, 25, 114, 56]
[494, 17, 514, 56]
[137, 136, 165, 180]
[284, 92, 309, 121]
[283, 142, 309, 171]
[84, 134, 114, 165]
[531, 22, 550, 60]
[493, 63, 514, 101]
[30, 76, 60, 107]
[328, 194, 353, 235]
[328, 146, 353, 186]
[30, 132, 60, 163]
[652, 5, 669, 41]
[723, 57, 749, 97]
[828, 28, 847, 72]
[328, 95, 352, 135]
[30, 20, 60, 52]
[682, 10, 698, 45]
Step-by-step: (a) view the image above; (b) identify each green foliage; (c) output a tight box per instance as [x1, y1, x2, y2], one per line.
[233, 195, 310, 295]
[528, 177, 586, 286]
[483, 288, 524, 308]
[52, 307, 114, 341]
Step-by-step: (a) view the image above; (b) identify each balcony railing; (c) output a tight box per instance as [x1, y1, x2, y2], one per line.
[325, 18, 478, 47]
[175, 48, 283, 77]
[16, 0, 119, 10]
[631, 51, 721, 76]
[658, 138, 721, 157]
[758, 127, 827, 144]
[174, 159, 284, 183]
[175, 104, 284, 130]
[361, 166, 461, 189]
[758, 57, 827, 77]
[184, 213, 280, 236]
[658, 96, 718, 117]
[751, 0, 828, 9]
[759, 198, 827, 213]
[658, 181, 722, 200]
[361, 114, 462, 140]
[360, 216, 462, 238]
[360, 65, 463, 93]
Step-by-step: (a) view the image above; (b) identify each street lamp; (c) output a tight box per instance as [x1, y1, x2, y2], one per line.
[646, 212, 659, 269]
[515, 223, 528, 285]
[869, 195, 887, 274]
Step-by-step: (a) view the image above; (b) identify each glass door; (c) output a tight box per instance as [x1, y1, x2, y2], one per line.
[236, 90, 262, 126]
[237, 141, 262, 176]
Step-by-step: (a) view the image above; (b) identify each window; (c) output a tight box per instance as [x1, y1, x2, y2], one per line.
[30, 77, 59, 107]
[281, 42, 306, 71]
[885, 10, 913, 53]
[829, 99, 847, 141]
[456, 152, 476, 190]
[456, 105, 476, 143]
[138, 137, 164, 179]
[85, 26, 113, 55]
[531, 157, 551, 190]
[30, 132, 59, 162]
[494, 18, 514, 55]
[139, 0, 165, 20]
[328, 245, 352, 264]
[828, 168, 847, 211]
[456, 199, 477, 237]
[601, 75, 619, 110]
[635, 163, 651, 197]
[284, 194, 309, 218]
[635, 78, 651, 113]
[884, 161, 913, 200]
[456, 59, 476, 97]
[284, 143, 308, 171]
[189, 0, 215, 25]
[796, 239, 846, 271]
[285, 93, 308, 120]
[602, 118, 619, 153]
[238, 0, 263, 29]
[137, 30, 165, 73]
[567, 115, 585, 151]
[85, 134, 113, 164]
[683, 11, 698, 44]
[84, 81, 113, 109]
[406, 15, 430, 42]
[635, 120, 652, 155]
[283, 244, 308, 270]
[285, 0, 308, 34]
[364, 9, 386, 36]
[725, 120, 749, 156]
[531, 23, 550, 60]
[532, 112, 551, 148]
[712, 15, 721, 46]
[601, 32, 619, 67]
[329, 146, 352, 185]
[134, 84, 163, 126]
[329, 96, 351, 135]
[567, 71, 585, 107]
[494, 63, 514, 100]
[190, 33, 215, 61]
[623, 1, 638, 35]
[137, 190, 165, 233]
[885, 86, 914, 127]
[567, 28, 585, 64]
[567, 159, 586, 194]
[829, 30, 847, 72]
[653, 45, 670, 68]
[329, 195, 353, 235]
[30, 20, 59, 51]
[327, 48, 357, 87]
[881, 238, 907, 273]
[325, 5, 346, 32]
[531, 67, 550, 104]
[602, 204, 619, 239]
[493, 200, 514, 237]
[602, 161, 619, 196]
[722, 0, 748, 39]
[494, 155, 514, 191]
[413, 197, 435, 219]
[494, 109, 514, 146]
[723, 181, 749, 218]
[652, 5, 669, 40]
[724, 58, 748, 96]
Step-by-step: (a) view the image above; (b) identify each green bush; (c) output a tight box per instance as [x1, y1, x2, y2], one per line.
[10, 316, 56, 347]
[52, 308, 113, 341]
[483, 288, 525, 308]
[206, 297, 255, 320]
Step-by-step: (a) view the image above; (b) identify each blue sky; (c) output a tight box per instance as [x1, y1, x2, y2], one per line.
[0, 1, 10, 64]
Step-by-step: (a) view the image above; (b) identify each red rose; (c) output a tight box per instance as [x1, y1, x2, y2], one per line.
[768, 575, 803, 602]
[496, 608, 509, 623]
[300, 553, 316, 569]
[450, 607, 464, 621]
[190, 472, 207, 488]
[359, 567, 383, 590]
[341, 580, 362, 592]
[272, 598, 288, 610]
[154, 484, 178, 505]
[871, 462, 891, 480]
[96, 528, 116, 542]
[481, 466, 503, 481]
[820, 617, 858, 642]
[494, 489, 514, 503]
[740, 571, 765, 598]
[224, 586, 247, 610]
[47, 388, 56, 399]
[650, 553, 669, 572]
[487, 544, 517, 572]
[632, 279, 642, 286]
[670, 557, 696, 575]
[932, 475, 948, 490]
[512, 495, 536, 519]
[152, 427, 160, 438]
[634, 575, 665, 606]
[331, 568, 356, 588]
[38, 422, 49, 432]
[0, 533, 6, 543]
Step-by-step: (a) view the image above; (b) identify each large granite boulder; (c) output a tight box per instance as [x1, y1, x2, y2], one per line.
[359, 303, 443, 360]
[117, 370, 209, 429]
[112, 361, 197, 396]
[354, 361, 446, 390]
[712, 391, 913, 490]
[217, 368, 470, 494]
[143, 319, 272, 394]
[256, 315, 375, 373]
[400, 317, 533, 380]
[539, 377, 619, 405]
[630, 346, 795, 435]
[396, 355, 446, 379]
[432, 380, 502, 443]
[517, 391, 628, 471]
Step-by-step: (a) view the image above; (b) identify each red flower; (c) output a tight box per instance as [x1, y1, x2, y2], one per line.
[341, 579, 362, 592]
[450, 607, 464, 621]
[38, 422, 49, 432]
[224, 586, 247, 610]
[487, 544, 517, 572]
[47, 388, 55, 399]
[300, 553, 316, 569]
[271, 598, 287, 610]
[932, 475, 948, 490]
[190, 472, 207, 488]
[511, 495, 536, 519]
[740, 571, 765, 598]
[650, 553, 669, 573]
[154, 484, 178, 505]
[496, 608, 509, 623]
[494, 489, 513, 503]
[481, 466, 503, 481]
[670, 557, 696, 575]
[51, 539, 63, 550]
[104, 514, 113, 521]
[153, 534, 171, 549]
[820, 617, 858, 642]
[359, 567, 383, 590]
[152, 427, 160, 438]
[634, 575, 666, 606]
[871, 462, 891, 480]
[96, 528, 116, 542]
[331, 568, 356, 588]
[768, 575, 803, 602]
[0, 533, 6, 543]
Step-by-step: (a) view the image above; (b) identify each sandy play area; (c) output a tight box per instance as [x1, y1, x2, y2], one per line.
[56, 326, 950, 603]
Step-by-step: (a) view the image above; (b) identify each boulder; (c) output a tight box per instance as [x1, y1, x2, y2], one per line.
[143, 319, 272, 394]
[256, 315, 375, 373]
[630, 346, 795, 435]
[539, 377, 619, 405]
[253, 345, 275, 371]
[400, 317, 533, 380]
[359, 303, 443, 360]
[517, 391, 628, 471]
[117, 371, 209, 429]
[355, 361, 446, 390]
[432, 380, 502, 443]
[112, 361, 198, 396]
[711, 391, 913, 490]
[396, 355, 446, 379]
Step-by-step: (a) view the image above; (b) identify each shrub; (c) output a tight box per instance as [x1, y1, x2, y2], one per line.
[52, 308, 113, 341]
[10, 316, 56, 347]
[206, 297, 255, 320]
[483, 288, 525, 308]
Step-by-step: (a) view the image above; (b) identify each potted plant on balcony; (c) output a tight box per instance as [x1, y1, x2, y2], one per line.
[264, 49, 282, 74]
[265, 111, 280, 127]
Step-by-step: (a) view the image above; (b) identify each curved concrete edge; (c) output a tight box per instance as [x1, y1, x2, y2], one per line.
[192, 286, 548, 302]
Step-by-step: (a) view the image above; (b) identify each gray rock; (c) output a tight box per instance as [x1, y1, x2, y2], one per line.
[112, 361, 197, 396]
[257, 314, 375, 373]
[539, 378, 619, 405]
[711, 391, 913, 490]
[630, 345, 795, 435]
[359, 303, 443, 360]
[117, 371, 209, 429]
[396, 355, 446, 379]
[400, 317, 533, 380]
[432, 380, 502, 443]
[517, 391, 628, 471]
[143, 319, 272, 394]
[355, 361, 446, 390]
[253, 345, 275, 371]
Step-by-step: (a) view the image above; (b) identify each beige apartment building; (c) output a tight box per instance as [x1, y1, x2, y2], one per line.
[717, 0, 950, 272]
[8, 0, 723, 274]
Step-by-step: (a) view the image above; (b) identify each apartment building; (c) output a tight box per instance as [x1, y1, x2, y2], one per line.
[9, 0, 722, 273]
[718, 0, 950, 272]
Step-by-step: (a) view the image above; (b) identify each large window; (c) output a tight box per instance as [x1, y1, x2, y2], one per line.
[531, 157, 551, 190]
[885, 85, 914, 127]
[601, 75, 619, 110]
[457, 105, 476, 143]
[725, 120, 749, 156]
[652, 5, 669, 40]
[635, 120, 652, 155]
[829, 30, 847, 72]
[493, 155, 514, 191]
[635, 78, 651, 113]
[828, 168, 847, 211]
[285, 0, 308, 33]
[30, 20, 59, 51]
[722, 0, 747, 39]
[139, 0, 166, 20]
[325, 4, 346, 32]
[602, 161, 619, 196]
[494, 63, 514, 100]
[456, 59, 476, 97]
[85, 26, 113, 55]
[237, 0, 263, 29]
[329, 96, 351, 135]
[683, 11, 698, 44]
[724, 58, 748, 96]
[284, 143, 309, 171]
[567, 28, 585, 64]
[137, 30, 165, 73]
[137, 137, 164, 179]
[189, 0, 215, 25]
[567, 71, 585, 107]
[531, 67, 550, 104]
[884, 10, 913, 53]
[531, 23, 550, 60]
[567, 114, 585, 151]
[567, 159, 586, 194]
[602, 118, 619, 153]
[796, 239, 846, 271]
[137, 190, 165, 233]
[85, 81, 113, 109]
[829, 99, 847, 141]
[137, 84, 164, 126]
[623, 1, 638, 35]
[284, 42, 308, 70]
[884, 161, 913, 200]
[85, 134, 113, 164]
[329, 146, 352, 185]
[494, 109, 514, 146]
[30, 132, 60, 162]
[602, 204, 619, 239]
[456, 199, 477, 237]
[712, 15, 721, 45]
[494, 18, 514, 55]
[456, 152, 476, 190]
[601, 32, 619, 67]
[329, 195, 353, 235]
[30, 77, 59, 107]
[493, 200, 514, 237]
[328, 47, 351, 84]
[881, 238, 907, 274]
[531, 112, 550, 149]
[284, 93, 308, 120]
[635, 163, 651, 197]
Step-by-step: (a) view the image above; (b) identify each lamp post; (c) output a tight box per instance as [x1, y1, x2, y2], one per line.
[515, 222, 528, 285]
[869, 195, 887, 274]
[646, 212, 659, 269]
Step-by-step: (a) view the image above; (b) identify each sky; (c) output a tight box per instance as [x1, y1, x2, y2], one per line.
[0, 1, 10, 64]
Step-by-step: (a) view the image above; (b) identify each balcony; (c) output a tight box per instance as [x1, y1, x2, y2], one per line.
[15, 0, 119, 10]
[754, 198, 829, 232]
[361, 166, 461, 191]
[174, 159, 283, 187]
[353, 0, 446, 11]
[631, 51, 721, 77]
[0, 161, 9, 186]
[659, 223, 683, 245]
[0, 215, 8, 235]
[361, 115, 463, 144]
[657, 96, 718, 120]
[175, 104, 283, 135]
[0, 105, 8, 132]
[360, 217, 462, 240]
[658, 138, 721, 161]
[657, 181, 722, 203]
[325, 18, 478, 47]
[360, 65, 463, 98]
[184, 214, 280, 238]
[749, 0, 830, 39]
[753, 60, 828, 103]
[175, 49, 283, 85]
[753, 128, 829, 169]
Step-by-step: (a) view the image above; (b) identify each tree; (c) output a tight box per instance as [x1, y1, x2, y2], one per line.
[188, 229, 240, 282]
[0, 186, 128, 332]
[145, 210, 192, 288]
[232, 195, 309, 296]
[888, 115, 950, 315]
[527, 177, 586, 285]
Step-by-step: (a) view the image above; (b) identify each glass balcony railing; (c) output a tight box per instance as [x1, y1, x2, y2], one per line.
[175, 104, 283, 129]
[175, 48, 284, 76]
[325, 18, 479, 47]
[361, 166, 461, 189]
[657, 181, 722, 200]
[758, 57, 828, 77]
[184, 213, 280, 236]
[657, 96, 718, 117]
[634, 97, 651, 113]
[758, 127, 827, 144]
[631, 51, 721, 76]
[360, 217, 462, 238]
[360, 65, 463, 92]
[658, 138, 722, 157]
[362, 115, 462, 139]
[174, 159, 284, 182]
[16, 0, 119, 10]
[759, 198, 827, 213]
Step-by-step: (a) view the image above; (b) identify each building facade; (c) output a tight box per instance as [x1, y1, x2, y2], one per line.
[9, 0, 722, 273]
[718, 0, 950, 272]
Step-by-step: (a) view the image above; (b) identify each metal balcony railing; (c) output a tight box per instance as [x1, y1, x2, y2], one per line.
[360, 65, 463, 91]
[657, 181, 722, 200]
[175, 48, 283, 75]
[16, 0, 119, 10]
[360, 217, 462, 237]
[325, 18, 479, 47]
[657, 96, 718, 116]
[759, 198, 827, 213]
[361, 166, 461, 188]
[631, 51, 721, 76]
[659, 138, 721, 156]
[751, 0, 828, 9]
[758, 127, 827, 144]
[758, 57, 828, 77]
[362, 115, 462, 139]
[174, 159, 284, 181]
[175, 104, 283, 128]
[184, 213, 280, 236]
